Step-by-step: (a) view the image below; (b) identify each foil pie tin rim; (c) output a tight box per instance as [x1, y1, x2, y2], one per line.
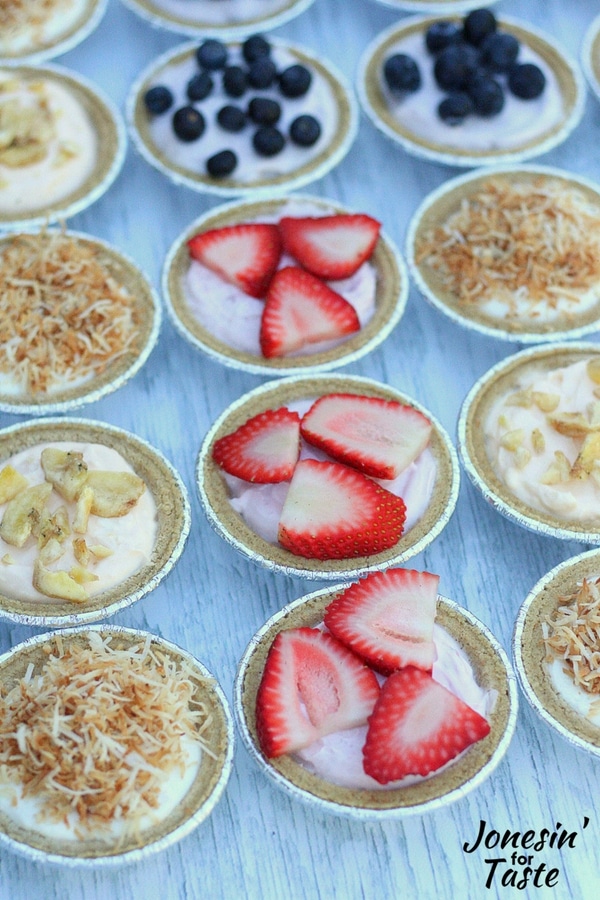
[581, 12, 600, 106]
[0, 0, 108, 67]
[369, 0, 502, 12]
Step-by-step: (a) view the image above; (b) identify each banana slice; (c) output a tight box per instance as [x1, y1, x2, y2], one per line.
[86, 471, 145, 517]
[571, 433, 600, 479]
[0, 482, 52, 547]
[0, 465, 28, 504]
[32, 560, 88, 603]
[40, 448, 89, 502]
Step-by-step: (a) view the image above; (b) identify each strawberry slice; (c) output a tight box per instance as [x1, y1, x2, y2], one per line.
[187, 223, 282, 298]
[278, 459, 406, 560]
[212, 407, 301, 483]
[362, 667, 491, 783]
[323, 568, 439, 674]
[256, 626, 380, 758]
[279, 214, 381, 280]
[300, 393, 432, 480]
[259, 266, 360, 359]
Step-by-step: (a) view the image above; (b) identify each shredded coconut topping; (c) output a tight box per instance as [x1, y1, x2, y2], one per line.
[415, 176, 600, 318]
[0, 0, 76, 35]
[0, 231, 140, 395]
[543, 577, 600, 694]
[0, 633, 215, 837]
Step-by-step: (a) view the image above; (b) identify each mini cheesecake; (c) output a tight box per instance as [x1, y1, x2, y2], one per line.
[0, 0, 106, 65]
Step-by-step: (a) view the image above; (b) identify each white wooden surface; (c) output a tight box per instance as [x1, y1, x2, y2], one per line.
[1, 1, 600, 897]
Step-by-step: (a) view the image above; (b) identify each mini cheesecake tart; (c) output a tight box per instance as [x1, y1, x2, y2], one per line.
[163, 194, 407, 376]
[0, 0, 107, 65]
[197, 374, 459, 580]
[127, 38, 358, 198]
[458, 343, 600, 543]
[0, 418, 190, 626]
[0, 229, 160, 415]
[581, 13, 600, 106]
[0, 64, 125, 229]
[357, 15, 584, 167]
[406, 165, 600, 342]
[120, 0, 316, 40]
[0, 625, 233, 864]
[514, 548, 600, 758]
[235, 584, 517, 816]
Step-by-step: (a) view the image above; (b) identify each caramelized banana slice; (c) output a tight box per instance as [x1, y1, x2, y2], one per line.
[41, 448, 89, 502]
[0, 465, 29, 505]
[548, 412, 600, 438]
[86, 471, 145, 517]
[33, 560, 88, 603]
[571, 433, 600, 479]
[0, 482, 52, 547]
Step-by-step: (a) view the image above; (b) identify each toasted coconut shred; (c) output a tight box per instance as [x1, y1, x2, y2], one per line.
[0, 633, 215, 841]
[415, 177, 600, 319]
[0, 0, 76, 35]
[543, 577, 600, 702]
[0, 231, 140, 395]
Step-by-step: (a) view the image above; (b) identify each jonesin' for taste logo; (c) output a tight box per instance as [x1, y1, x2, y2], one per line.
[462, 818, 590, 890]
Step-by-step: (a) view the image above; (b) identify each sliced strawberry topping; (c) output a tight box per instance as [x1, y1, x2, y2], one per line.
[259, 266, 360, 358]
[300, 393, 433, 480]
[324, 568, 439, 674]
[278, 459, 406, 560]
[279, 214, 381, 280]
[212, 407, 301, 483]
[187, 223, 282, 298]
[256, 627, 380, 758]
[362, 667, 491, 783]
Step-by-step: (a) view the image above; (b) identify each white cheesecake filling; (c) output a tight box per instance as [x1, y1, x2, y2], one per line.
[0, 0, 90, 56]
[148, 0, 296, 26]
[546, 658, 600, 727]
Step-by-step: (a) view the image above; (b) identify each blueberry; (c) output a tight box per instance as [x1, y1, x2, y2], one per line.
[468, 74, 505, 116]
[279, 64, 312, 98]
[186, 71, 213, 102]
[480, 32, 519, 72]
[172, 106, 205, 142]
[434, 44, 480, 91]
[217, 105, 247, 132]
[242, 34, 271, 64]
[248, 57, 277, 89]
[383, 54, 421, 94]
[248, 97, 282, 126]
[289, 114, 321, 147]
[508, 62, 546, 99]
[196, 39, 228, 71]
[425, 21, 462, 54]
[438, 92, 474, 125]
[463, 9, 497, 46]
[223, 65, 247, 98]
[206, 149, 237, 178]
[253, 126, 285, 156]
[144, 85, 173, 115]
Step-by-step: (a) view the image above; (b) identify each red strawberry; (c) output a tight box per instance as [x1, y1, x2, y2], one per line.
[256, 627, 380, 758]
[212, 407, 300, 483]
[323, 568, 439, 674]
[362, 667, 491, 783]
[300, 393, 432, 480]
[279, 214, 381, 280]
[259, 266, 360, 359]
[187, 223, 282, 298]
[278, 459, 406, 560]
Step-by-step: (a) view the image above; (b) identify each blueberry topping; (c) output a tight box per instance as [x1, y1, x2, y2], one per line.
[508, 62, 546, 99]
[223, 65, 247, 98]
[196, 39, 228, 71]
[206, 149, 237, 178]
[253, 126, 285, 156]
[383, 54, 421, 94]
[172, 106, 205, 142]
[279, 64, 312, 98]
[248, 97, 282, 126]
[480, 32, 519, 72]
[289, 114, 321, 147]
[425, 21, 462, 54]
[144, 85, 173, 115]
[463, 9, 497, 46]
[217, 105, 247, 132]
[248, 57, 278, 90]
[438, 91, 474, 125]
[467, 74, 505, 116]
[186, 71, 213, 102]
[434, 44, 480, 91]
[242, 34, 271, 64]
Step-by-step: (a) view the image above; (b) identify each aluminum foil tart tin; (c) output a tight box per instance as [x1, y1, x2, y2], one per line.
[120, 0, 316, 40]
[163, 194, 407, 377]
[0, 417, 191, 627]
[581, 13, 600, 105]
[0, 63, 126, 230]
[406, 164, 600, 343]
[127, 38, 358, 199]
[0, 0, 107, 66]
[513, 548, 600, 758]
[0, 624, 234, 865]
[197, 374, 460, 580]
[457, 342, 600, 544]
[369, 0, 501, 11]
[234, 584, 518, 818]
[356, 15, 585, 168]
[0, 228, 161, 416]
